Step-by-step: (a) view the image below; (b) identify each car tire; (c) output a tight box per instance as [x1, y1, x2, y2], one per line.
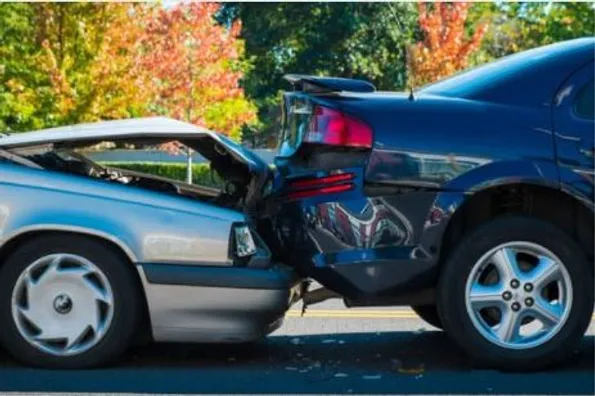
[411, 305, 443, 329]
[0, 234, 142, 368]
[437, 216, 594, 371]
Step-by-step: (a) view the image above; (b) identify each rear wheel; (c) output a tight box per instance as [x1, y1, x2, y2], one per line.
[411, 305, 443, 329]
[0, 235, 142, 368]
[437, 216, 593, 371]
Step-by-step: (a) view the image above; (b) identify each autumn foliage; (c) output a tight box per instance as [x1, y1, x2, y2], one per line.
[408, 2, 487, 87]
[1, 3, 255, 140]
[139, 3, 256, 140]
[39, 4, 150, 123]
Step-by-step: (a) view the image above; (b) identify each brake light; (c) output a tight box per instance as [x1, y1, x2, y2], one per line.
[305, 106, 372, 148]
[288, 173, 354, 189]
[285, 172, 355, 200]
[286, 183, 353, 200]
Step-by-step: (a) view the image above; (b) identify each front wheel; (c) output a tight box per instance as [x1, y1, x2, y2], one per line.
[437, 216, 594, 371]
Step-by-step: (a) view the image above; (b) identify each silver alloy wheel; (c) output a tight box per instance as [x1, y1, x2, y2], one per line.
[465, 241, 573, 350]
[11, 254, 114, 356]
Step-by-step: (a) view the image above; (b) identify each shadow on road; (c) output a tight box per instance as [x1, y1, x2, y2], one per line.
[0, 331, 593, 394]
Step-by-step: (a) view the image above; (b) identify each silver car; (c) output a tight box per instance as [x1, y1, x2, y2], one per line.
[0, 117, 302, 368]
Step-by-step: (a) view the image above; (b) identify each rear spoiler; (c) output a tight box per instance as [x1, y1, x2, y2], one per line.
[284, 74, 376, 94]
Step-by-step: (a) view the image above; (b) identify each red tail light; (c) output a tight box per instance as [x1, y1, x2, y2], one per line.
[305, 106, 372, 148]
[286, 183, 353, 200]
[285, 172, 355, 200]
[288, 173, 354, 189]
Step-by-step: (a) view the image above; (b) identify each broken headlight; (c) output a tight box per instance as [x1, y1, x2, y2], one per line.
[233, 224, 257, 258]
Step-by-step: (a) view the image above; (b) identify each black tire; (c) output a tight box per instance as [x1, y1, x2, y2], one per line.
[411, 305, 443, 329]
[437, 216, 594, 371]
[0, 234, 142, 368]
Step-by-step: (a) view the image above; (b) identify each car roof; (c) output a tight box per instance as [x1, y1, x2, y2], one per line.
[0, 117, 212, 148]
[420, 37, 595, 105]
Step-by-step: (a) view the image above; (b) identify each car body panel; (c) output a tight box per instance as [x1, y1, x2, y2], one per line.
[137, 263, 300, 342]
[0, 163, 239, 265]
[269, 38, 595, 301]
[553, 61, 595, 208]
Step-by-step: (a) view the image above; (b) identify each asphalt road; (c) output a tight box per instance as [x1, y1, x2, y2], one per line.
[0, 300, 593, 395]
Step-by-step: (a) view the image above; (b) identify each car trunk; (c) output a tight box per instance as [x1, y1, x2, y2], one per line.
[251, 82, 379, 298]
[253, 77, 435, 302]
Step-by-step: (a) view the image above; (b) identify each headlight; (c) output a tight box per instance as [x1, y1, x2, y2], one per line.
[234, 225, 257, 257]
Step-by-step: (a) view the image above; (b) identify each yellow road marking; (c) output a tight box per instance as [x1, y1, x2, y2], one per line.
[285, 309, 595, 320]
[291, 309, 419, 315]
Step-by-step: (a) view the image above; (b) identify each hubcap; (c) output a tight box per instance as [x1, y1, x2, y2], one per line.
[11, 254, 114, 356]
[465, 242, 573, 350]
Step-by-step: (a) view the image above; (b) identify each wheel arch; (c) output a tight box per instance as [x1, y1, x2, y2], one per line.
[438, 182, 594, 269]
[0, 225, 138, 264]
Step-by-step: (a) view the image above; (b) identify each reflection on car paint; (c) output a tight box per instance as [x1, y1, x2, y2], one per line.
[366, 149, 490, 186]
[309, 198, 413, 250]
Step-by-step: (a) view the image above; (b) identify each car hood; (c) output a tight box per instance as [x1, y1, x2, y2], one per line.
[0, 117, 268, 174]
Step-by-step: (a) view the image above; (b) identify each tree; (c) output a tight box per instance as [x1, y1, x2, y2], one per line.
[0, 3, 150, 132]
[219, 2, 419, 146]
[470, 2, 595, 62]
[0, 3, 49, 132]
[408, 2, 487, 87]
[1, 3, 256, 139]
[37, 3, 150, 126]
[139, 3, 256, 141]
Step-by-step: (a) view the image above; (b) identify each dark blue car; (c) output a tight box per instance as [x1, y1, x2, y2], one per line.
[263, 37, 594, 370]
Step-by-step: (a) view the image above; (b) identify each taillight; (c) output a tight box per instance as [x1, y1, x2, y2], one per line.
[288, 173, 354, 189]
[305, 106, 372, 148]
[286, 183, 353, 200]
[285, 172, 355, 200]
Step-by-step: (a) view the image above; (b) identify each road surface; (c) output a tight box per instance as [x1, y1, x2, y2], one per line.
[0, 300, 593, 394]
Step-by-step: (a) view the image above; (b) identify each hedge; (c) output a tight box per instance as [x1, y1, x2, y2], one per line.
[100, 162, 222, 188]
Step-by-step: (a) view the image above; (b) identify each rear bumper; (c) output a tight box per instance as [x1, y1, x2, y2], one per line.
[265, 194, 441, 300]
[137, 263, 303, 343]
